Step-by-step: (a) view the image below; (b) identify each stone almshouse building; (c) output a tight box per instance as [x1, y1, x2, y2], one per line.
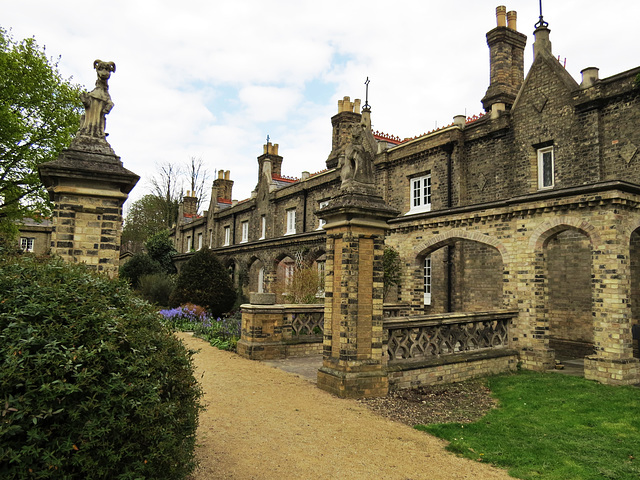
[172, 7, 640, 387]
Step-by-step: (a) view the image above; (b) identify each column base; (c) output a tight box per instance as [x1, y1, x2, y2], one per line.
[519, 347, 555, 371]
[317, 364, 388, 398]
[236, 340, 285, 360]
[584, 356, 640, 386]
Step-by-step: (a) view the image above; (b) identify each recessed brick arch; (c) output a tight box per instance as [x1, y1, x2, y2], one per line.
[528, 217, 601, 251]
[413, 228, 507, 263]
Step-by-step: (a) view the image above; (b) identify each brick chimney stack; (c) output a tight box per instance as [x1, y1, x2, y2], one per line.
[182, 190, 198, 217]
[213, 170, 234, 202]
[481, 6, 527, 116]
[257, 142, 283, 180]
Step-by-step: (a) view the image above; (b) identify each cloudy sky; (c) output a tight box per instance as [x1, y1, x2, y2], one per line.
[3, 0, 638, 212]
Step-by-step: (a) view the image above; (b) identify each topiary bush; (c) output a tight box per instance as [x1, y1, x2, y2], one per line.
[0, 254, 202, 479]
[169, 248, 236, 317]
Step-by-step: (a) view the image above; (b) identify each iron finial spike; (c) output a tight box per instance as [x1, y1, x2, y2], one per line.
[535, 0, 548, 29]
[364, 77, 371, 109]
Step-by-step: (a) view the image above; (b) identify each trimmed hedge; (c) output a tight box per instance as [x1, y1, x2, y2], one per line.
[0, 254, 202, 479]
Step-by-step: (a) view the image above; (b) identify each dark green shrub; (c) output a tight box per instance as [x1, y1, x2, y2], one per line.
[145, 230, 177, 275]
[0, 254, 202, 479]
[169, 248, 236, 317]
[119, 252, 162, 288]
[138, 272, 175, 306]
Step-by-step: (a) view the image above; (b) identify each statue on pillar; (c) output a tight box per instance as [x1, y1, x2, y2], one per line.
[339, 123, 377, 195]
[77, 60, 116, 139]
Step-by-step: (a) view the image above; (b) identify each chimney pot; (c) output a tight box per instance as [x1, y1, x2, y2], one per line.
[507, 10, 517, 30]
[453, 115, 466, 128]
[580, 67, 599, 88]
[496, 6, 507, 27]
[224, 170, 230, 180]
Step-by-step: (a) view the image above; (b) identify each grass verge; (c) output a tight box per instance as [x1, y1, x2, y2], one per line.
[418, 370, 640, 480]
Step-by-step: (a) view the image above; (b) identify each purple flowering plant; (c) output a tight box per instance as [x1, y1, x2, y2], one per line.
[159, 304, 241, 351]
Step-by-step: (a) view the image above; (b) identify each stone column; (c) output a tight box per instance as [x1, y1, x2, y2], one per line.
[317, 192, 397, 398]
[585, 241, 640, 385]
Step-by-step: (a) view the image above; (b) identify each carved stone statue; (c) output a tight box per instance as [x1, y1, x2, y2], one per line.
[77, 60, 116, 139]
[339, 123, 376, 192]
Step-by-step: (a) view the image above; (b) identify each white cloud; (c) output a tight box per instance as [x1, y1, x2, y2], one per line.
[2, 0, 639, 207]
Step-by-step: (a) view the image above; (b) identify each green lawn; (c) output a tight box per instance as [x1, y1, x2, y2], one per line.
[418, 371, 640, 480]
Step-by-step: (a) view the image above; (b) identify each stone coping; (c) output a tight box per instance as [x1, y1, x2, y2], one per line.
[383, 309, 519, 329]
[386, 348, 519, 371]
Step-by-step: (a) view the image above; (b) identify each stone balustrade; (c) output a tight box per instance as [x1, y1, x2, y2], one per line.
[384, 310, 517, 363]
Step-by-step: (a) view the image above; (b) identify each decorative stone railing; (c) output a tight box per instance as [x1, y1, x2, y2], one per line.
[283, 304, 324, 338]
[384, 310, 517, 363]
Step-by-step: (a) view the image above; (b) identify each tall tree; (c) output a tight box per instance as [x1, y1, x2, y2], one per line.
[186, 156, 209, 213]
[0, 27, 82, 239]
[122, 194, 172, 251]
[149, 161, 182, 229]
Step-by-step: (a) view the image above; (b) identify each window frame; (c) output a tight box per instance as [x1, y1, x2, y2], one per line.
[20, 237, 35, 252]
[423, 255, 432, 306]
[408, 173, 432, 215]
[285, 208, 296, 235]
[240, 221, 249, 243]
[537, 146, 555, 189]
[223, 226, 231, 246]
[260, 215, 266, 240]
[317, 201, 329, 229]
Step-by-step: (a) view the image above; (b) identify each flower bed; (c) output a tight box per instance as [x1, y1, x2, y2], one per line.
[160, 304, 241, 351]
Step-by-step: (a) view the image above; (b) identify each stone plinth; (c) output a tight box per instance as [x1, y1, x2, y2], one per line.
[317, 190, 398, 398]
[39, 146, 138, 277]
[237, 303, 287, 360]
[584, 356, 640, 386]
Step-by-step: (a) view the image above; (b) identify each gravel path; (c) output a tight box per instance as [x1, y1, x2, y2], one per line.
[178, 333, 514, 480]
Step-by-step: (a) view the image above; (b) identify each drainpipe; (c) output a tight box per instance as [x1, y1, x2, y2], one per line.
[302, 188, 308, 233]
[232, 213, 236, 245]
[446, 245, 453, 313]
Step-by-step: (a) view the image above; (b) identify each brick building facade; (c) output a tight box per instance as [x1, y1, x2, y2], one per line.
[172, 7, 640, 385]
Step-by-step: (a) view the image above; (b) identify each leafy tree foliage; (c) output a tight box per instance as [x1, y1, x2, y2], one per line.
[0, 28, 82, 239]
[122, 195, 173, 250]
[383, 246, 402, 298]
[170, 248, 236, 317]
[0, 254, 202, 479]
